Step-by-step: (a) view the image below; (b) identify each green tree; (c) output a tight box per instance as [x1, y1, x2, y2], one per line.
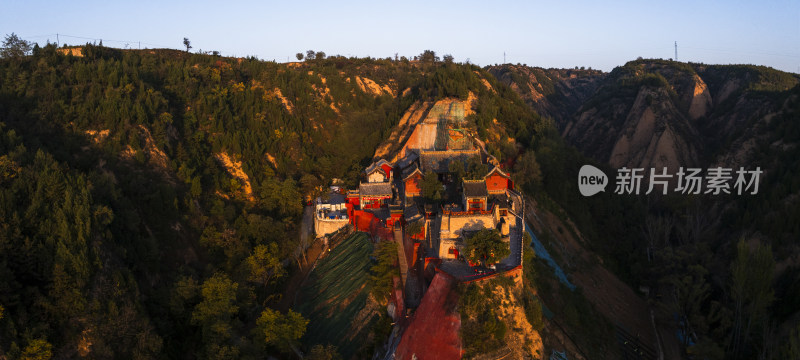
[443, 54, 454, 64]
[305, 50, 316, 60]
[419, 50, 439, 63]
[183, 37, 192, 52]
[246, 243, 285, 288]
[306, 344, 342, 360]
[729, 238, 775, 357]
[420, 171, 442, 203]
[170, 275, 200, 315]
[21, 339, 52, 360]
[190, 176, 202, 197]
[369, 241, 398, 304]
[465, 156, 486, 179]
[781, 323, 800, 360]
[669, 264, 711, 347]
[448, 160, 465, 186]
[295, 53, 304, 61]
[458, 282, 508, 356]
[406, 220, 424, 238]
[464, 229, 510, 267]
[256, 308, 308, 352]
[299, 173, 321, 200]
[1, 33, 33, 59]
[315, 51, 326, 60]
[513, 150, 542, 193]
[191, 273, 239, 343]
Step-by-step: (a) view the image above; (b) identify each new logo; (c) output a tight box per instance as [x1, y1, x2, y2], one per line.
[578, 165, 608, 196]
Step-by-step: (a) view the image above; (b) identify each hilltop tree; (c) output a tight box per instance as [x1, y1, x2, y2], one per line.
[183, 37, 192, 52]
[315, 51, 326, 60]
[305, 50, 316, 60]
[443, 54, 454, 64]
[419, 50, 439, 63]
[464, 228, 509, 267]
[295, 52, 304, 61]
[1, 33, 33, 59]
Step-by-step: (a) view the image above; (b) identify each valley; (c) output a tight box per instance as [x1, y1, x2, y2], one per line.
[0, 43, 798, 360]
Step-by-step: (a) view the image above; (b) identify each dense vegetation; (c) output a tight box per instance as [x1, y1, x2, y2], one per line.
[500, 59, 800, 359]
[0, 42, 554, 359]
[4, 35, 796, 359]
[457, 278, 512, 357]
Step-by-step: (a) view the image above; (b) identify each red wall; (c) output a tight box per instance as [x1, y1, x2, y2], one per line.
[392, 277, 405, 322]
[468, 199, 485, 210]
[381, 163, 393, 179]
[395, 273, 462, 360]
[486, 173, 510, 193]
[405, 175, 421, 197]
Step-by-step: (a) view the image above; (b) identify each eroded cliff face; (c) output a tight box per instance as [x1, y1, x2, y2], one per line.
[487, 65, 605, 127]
[496, 60, 799, 171]
[605, 86, 699, 171]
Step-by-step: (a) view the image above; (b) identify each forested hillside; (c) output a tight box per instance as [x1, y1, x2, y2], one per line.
[2, 40, 798, 359]
[496, 60, 800, 359]
[0, 44, 555, 359]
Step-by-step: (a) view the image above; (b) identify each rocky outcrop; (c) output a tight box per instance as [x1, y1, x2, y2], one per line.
[687, 74, 712, 120]
[353, 76, 395, 96]
[214, 152, 254, 201]
[487, 65, 606, 127]
[605, 87, 700, 171]
[374, 93, 477, 162]
[499, 60, 800, 171]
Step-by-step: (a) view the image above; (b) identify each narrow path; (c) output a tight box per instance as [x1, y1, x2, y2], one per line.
[394, 227, 408, 287]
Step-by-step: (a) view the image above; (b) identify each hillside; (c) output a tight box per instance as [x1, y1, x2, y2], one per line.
[487, 64, 605, 126]
[1, 43, 798, 359]
[496, 59, 800, 359]
[493, 60, 800, 171]
[0, 45, 554, 359]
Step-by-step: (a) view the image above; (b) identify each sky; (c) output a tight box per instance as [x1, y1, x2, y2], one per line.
[2, 0, 799, 73]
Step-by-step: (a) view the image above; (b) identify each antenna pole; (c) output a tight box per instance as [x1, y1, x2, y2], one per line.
[56, 33, 59, 47]
[674, 41, 678, 61]
[503, 51, 506, 64]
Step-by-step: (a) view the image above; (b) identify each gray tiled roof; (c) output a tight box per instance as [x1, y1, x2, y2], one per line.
[396, 151, 419, 171]
[463, 180, 488, 197]
[365, 159, 390, 175]
[359, 182, 392, 197]
[489, 193, 510, 208]
[485, 165, 510, 179]
[402, 163, 422, 180]
[419, 150, 479, 173]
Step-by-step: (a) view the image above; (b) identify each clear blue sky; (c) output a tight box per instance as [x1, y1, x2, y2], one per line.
[3, 0, 799, 73]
